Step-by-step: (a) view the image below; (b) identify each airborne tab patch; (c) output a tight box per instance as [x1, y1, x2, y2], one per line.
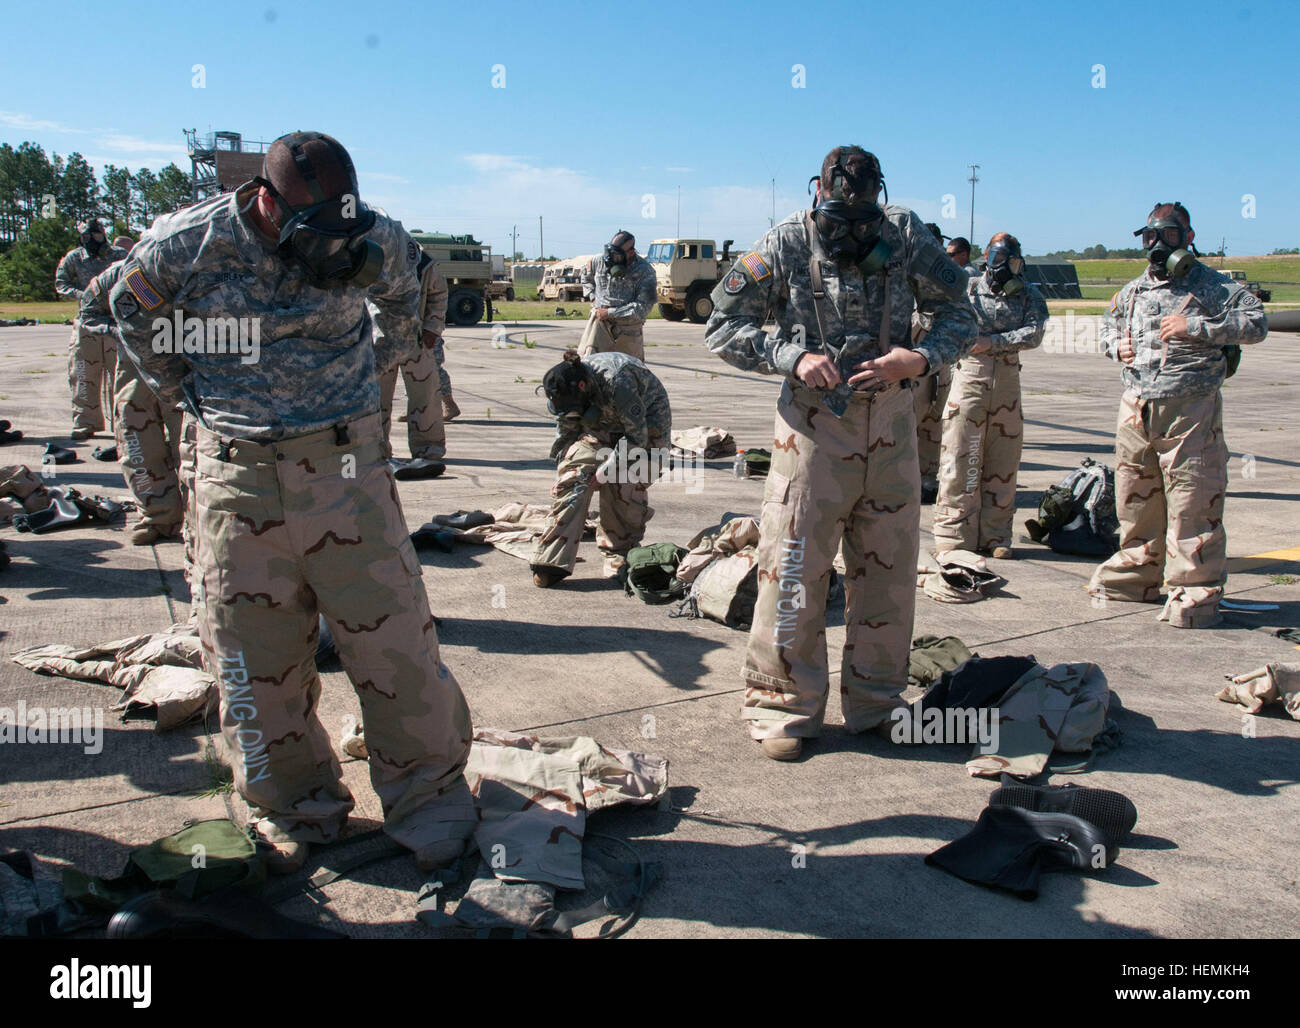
[124, 267, 164, 311]
[740, 252, 771, 282]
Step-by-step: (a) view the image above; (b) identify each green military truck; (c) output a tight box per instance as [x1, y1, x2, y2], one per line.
[410, 232, 494, 325]
[644, 237, 737, 323]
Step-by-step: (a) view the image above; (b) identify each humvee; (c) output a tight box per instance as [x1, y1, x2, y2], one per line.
[539, 256, 594, 302]
[645, 238, 737, 323]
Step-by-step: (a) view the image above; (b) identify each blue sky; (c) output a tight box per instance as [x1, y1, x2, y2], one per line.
[2, 0, 1295, 259]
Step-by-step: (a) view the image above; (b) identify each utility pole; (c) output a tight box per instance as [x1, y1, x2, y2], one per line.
[538, 216, 543, 260]
[967, 164, 979, 246]
[511, 224, 517, 260]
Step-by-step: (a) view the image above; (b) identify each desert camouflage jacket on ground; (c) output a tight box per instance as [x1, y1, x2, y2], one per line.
[1102, 261, 1268, 399]
[549, 352, 672, 460]
[591, 254, 657, 325]
[705, 208, 977, 382]
[967, 273, 1049, 356]
[106, 181, 422, 439]
[56, 244, 129, 320]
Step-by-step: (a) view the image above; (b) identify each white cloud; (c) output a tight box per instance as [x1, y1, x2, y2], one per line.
[96, 134, 189, 159]
[0, 110, 87, 134]
[361, 171, 410, 184]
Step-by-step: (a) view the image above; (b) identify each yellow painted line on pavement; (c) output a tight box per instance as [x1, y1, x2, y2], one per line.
[1226, 545, 1300, 573]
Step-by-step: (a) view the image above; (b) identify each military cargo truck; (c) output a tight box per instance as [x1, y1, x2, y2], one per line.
[410, 232, 494, 325]
[645, 237, 736, 323]
[487, 254, 515, 302]
[1219, 268, 1272, 302]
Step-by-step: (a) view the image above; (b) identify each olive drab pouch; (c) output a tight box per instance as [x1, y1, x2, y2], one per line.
[623, 543, 689, 604]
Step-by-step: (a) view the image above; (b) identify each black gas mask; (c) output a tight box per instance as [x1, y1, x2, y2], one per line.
[604, 243, 630, 278]
[985, 241, 1026, 296]
[255, 135, 382, 288]
[1134, 216, 1195, 278]
[79, 222, 105, 257]
[541, 359, 598, 423]
[809, 158, 891, 275]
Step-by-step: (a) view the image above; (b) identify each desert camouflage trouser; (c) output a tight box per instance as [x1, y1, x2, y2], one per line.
[742, 380, 919, 738]
[913, 363, 952, 483]
[1089, 390, 1228, 628]
[379, 342, 447, 461]
[179, 414, 199, 621]
[578, 315, 645, 362]
[68, 322, 117, 432]
[113, 359, 183, 533]
[933, 353, 1023, 553]
[193, 412, 475, 850]
[530, 433, 651, 575]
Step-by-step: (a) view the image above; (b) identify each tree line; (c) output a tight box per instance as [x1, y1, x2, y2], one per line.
[0, 141, 192, 301]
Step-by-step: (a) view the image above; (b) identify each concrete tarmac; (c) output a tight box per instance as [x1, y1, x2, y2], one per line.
[1, 317, 1296, 938]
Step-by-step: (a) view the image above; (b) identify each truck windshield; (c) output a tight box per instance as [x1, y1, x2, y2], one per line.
[646, 243, 673, 264]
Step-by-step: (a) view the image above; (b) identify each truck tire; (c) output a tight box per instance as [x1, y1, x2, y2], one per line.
[505, 286, 515, 301]
[686, 284, 713, 324]
[658, 303, 685, 322]
[447, 289, 486, 326]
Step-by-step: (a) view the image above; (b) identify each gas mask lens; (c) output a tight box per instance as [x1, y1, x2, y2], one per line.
[1140, 225, 1184, 249]
[986, 244, 1025, 295]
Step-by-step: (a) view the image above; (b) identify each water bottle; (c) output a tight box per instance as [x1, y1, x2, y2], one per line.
[733, 449, 746, 478]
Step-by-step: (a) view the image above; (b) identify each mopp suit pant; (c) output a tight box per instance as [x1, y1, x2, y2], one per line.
[578, 316, 645, 362]
[933, 353, 1023, 552]
[68, 322, 117, 432]
[379, 343, 446, 460]
[193, 412, 474, 849]
[1089, 390, 1228, 628]
[913, 363, 953, 483]
[743, 380, 920, 738]
[531, 433, 651, 574]
[113, 359, 184, 533]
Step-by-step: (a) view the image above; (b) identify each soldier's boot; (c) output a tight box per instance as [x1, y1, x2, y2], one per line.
[441, 394, 461, 421]
[989, 546, 1014, 560]
[261, 839, 312, 876]
[131, 525, 166, 546]
[760, 737, 803, 761]
[71, 428, 94, 441]
[414, 821, 474, 872]
[532, 566, 568, 588]
[602, 552, 627, 579]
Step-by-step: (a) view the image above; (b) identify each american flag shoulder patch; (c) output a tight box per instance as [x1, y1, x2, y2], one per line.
[740, 252, 771, 282]
[125, 267, 164, 311]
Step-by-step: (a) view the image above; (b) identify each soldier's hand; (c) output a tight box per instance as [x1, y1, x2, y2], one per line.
[848, 348, 928, 388]
[1118, 338, 1136, 364]
[968, 337, 993, 355]
[794, 353, 842, 390]
[594, 307, 611, 322]
[1159, 314, 1189, 342]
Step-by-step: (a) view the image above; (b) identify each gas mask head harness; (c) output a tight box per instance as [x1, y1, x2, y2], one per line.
[78, 220, 106, 257]
[984, 236, 1026, 296]
[1133, 204, 1196, 278]
[541, 351, 600, 424]
[604, 231, 635, 278]
[809, 150, 890, 274]
[255, 132, 382, 288]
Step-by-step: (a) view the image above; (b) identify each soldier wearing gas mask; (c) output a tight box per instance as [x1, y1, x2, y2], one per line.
[56, 218, 129, 440]
[706, 145, 976, 762]
[933, 233, 1048, 558]
[108, 131, 475, 875]
[579, 230, 658, 361]
[1088, 202, 1267, 628]
[530, 350, 671, 587]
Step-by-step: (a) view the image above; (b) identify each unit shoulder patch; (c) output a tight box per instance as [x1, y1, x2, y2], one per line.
[927, 255, 959, 289]
[722, 268, 748, 295]
[124, 267, 164, 311]
[407, 240, 419, 264]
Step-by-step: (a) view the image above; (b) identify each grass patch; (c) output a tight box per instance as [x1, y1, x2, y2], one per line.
[1268, 574, 1297, 586]
[0, 301, 77, 321]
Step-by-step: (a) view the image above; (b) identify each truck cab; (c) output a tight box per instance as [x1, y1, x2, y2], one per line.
[647, 237, 735, 322]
